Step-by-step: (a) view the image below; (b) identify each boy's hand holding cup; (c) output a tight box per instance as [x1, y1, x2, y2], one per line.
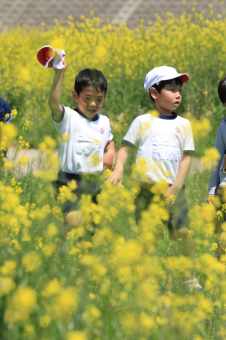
[37, 45, 66, 70]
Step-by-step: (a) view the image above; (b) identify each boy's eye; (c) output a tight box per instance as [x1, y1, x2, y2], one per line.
[170, 88, 182, 92]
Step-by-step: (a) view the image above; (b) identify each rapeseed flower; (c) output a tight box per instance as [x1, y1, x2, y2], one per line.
[66, 331, 87, 340]
[22, 251, 41, 272]
[48, 287, 78, 320]
[1, 10, 226, 340]
[5, 286, 37, 323]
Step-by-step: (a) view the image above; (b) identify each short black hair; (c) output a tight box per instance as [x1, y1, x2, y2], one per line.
[218, 75, 226, 104]
[149, 77, 183, 102]
[74, 68, 107, 96]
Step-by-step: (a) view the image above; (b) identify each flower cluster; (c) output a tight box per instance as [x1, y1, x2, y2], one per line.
[1, 9, 226, 340]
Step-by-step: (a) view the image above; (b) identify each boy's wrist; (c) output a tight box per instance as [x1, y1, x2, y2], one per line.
[171, 182, 181, 193]
[113, 166, 123, 175]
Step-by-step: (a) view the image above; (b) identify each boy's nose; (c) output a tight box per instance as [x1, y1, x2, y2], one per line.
[90, 101, 96, 107]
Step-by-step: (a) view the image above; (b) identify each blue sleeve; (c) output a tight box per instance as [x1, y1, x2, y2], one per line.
[0, 97, 11, 122]
[208, 123, 226, 195]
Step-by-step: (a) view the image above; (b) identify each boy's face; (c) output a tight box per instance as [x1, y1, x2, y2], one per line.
[150, 79, 182, 115]
[72, 86, 105, 118]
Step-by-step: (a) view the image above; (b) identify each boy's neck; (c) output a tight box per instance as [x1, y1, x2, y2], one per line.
[154, 104, 173, 117]
[160, 112, 173, 117]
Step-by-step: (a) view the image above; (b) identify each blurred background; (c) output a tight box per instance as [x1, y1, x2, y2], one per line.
[0, 0, 225, 31]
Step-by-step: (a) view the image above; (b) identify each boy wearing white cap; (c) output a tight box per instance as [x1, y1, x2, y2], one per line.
[108, 66, 201, 290]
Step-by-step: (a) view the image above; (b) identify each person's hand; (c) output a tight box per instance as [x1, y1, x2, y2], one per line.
[54, 60, 67, 72]
[107, 169, 123, 185]
[207, 195, 214, 205]
[164, 185, 179, 205]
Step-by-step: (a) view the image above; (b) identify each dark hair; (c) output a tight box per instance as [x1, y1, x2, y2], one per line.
[74, 68, 107, 96]
[218, 75, 226, 104]
[149, 77, 183, 102]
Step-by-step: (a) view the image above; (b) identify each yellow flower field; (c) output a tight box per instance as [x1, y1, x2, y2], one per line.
[1, 8, 226, 340]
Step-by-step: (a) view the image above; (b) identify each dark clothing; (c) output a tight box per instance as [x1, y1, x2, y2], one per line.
[134, 185, 189, 232]
[53, 171, 101, 215]
[0, 97, 11, 122]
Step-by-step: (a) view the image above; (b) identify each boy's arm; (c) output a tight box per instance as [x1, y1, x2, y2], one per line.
[48, 61, 67, 120]
[107, 145, 130, 185]
[164, 154, 191, 200]
[103, 141, 115, 170]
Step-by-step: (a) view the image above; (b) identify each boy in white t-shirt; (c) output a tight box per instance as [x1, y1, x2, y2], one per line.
[49, 61, 115, 231]
[108, 66, 202, 290]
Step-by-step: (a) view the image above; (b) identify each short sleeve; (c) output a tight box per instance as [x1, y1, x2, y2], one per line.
[184, 121, 195, 153]
[107, 121, 113, 143]
[52, 105, 70, 135]
[122, 117, 140, 148]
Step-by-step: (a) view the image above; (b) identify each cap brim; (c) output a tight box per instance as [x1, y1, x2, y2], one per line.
[160, 73, 189, 84]
[179, 73, 189, 83]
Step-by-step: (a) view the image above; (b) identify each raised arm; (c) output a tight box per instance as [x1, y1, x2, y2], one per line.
[107, 145, 130, 185]
[48, 60, 67, 120]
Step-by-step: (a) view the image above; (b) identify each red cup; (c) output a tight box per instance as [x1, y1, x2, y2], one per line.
[37, 45, 57, 68]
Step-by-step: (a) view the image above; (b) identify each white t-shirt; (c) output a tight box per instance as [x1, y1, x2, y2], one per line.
[122, 112, 194, 184]
[53, 106, 113, 174]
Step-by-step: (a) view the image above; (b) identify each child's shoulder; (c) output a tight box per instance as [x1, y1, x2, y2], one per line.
[98, 112, 110, 122]
[174, 114, 192, 127]
[217, 119, 226, 132]
[132, 112, 152, 123]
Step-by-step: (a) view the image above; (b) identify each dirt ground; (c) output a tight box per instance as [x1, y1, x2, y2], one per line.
[6, 147, 203, 177]
[6, 147, 58, 177]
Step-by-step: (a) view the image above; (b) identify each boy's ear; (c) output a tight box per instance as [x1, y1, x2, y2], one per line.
[149, 87, 158, 100]
[72, 89, 78, 102]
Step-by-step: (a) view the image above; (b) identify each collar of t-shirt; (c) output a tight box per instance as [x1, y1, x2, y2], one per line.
[74, 108, 99, 121]
[159, 112, 177, 120]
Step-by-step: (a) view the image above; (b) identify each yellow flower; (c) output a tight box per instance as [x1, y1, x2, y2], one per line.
[211, 243, 218, 251]
[4, 286, 37, 322]
[121, 312, 138, 334]
[42, 242, 56, 256]
[200, 147, 220, 170]
[39, 315, 51, 328]
[0, 123, 17, 148]
[48, 287, 78, 320]
[0, 276, 16, 296]
[66, 331, 87, 340]
[45, 223, 58, 238]
[44, 136, 57, 150]
[3, 161, 13, 171]
[42, 279, 62, 297]
[24, 324, 36, 336]
[90, 154, 101, 166]
[83, 305, 101, 322]
[22, 251, 41, 272]
[17, 154, 29, 166]
[0, 261, 17, 275]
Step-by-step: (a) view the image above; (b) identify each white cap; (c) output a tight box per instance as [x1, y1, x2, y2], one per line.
[144, 66, 189, 92]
